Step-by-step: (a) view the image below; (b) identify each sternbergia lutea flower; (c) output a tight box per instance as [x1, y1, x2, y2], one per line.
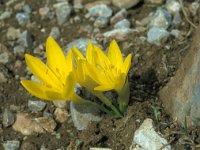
[21, 36, 79, 101]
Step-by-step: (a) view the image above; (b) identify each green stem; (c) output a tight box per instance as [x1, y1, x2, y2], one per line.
[73, 94, 112, 115]
[92, 91, 123, 118]
[117, 80, 130, 114]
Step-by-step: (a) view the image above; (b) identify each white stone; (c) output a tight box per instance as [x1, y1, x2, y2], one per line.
[166, 0, 181, 15]
[88, 4, 112, 18]
[112, 0, 141, 9]
[130, 118, 171, 150]
[149, 9, 172, 29]
[103, 28, 137, 41]
[147, 27, 169, 45]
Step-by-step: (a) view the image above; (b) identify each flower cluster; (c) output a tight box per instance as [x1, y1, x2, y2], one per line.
[21, 36, 132, 117]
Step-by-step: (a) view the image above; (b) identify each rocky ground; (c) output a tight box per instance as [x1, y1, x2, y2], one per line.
[0, 0, 200, 149]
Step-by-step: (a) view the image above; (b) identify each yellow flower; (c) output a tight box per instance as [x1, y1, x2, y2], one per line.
[73, 40, 132, 93]
[21, 36, 77, 101]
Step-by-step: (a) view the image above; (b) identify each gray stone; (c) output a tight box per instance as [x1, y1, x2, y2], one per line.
[114, 19, 131, 29]
[173, 12, 182, 25]
[159, 25, 200, 127]
[28, 100, 46, 112]
[0, 52, 10, 64]
[17, 30, 33, 48]
[54, 2, 72, 25]
[3, 140, 20, 150]
[130, 119, 171, 150]
[66, 38, 98, 55]
[13, 45, 25, 55]
[145, 0, 165, 4]
[6, 27, 20, 40]
[50, 27, 60, 40]
[70, 102, 102, 130]
[147, 27, 170, 45]
[166, 0, 181, 15]
[138, 13, 154, 27]
[3, 109, 15, 127]
[112, 0, 141, 9]
[103, 28, 137, 41]
[88, 4, 112, 18]
[20, 142, 37, 150]
[170, 29, 181, 38]
[16, 13, 30, 26]
[149, 9, 172, 29]
[40, 145, 48, 150]
[73, 0, 83, 11]
[0, 43, 13, 64]
[110, 9, 127, 25]
[23, 4, 32, 14]
[0, 72, 7, 83]
[94, 16, 109, 28]
[39, 7, 50, 18]
[0, 11, 12, 20]
[189, 2, 199, 16]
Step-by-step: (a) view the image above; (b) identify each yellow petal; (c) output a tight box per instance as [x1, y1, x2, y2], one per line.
[86, 63, 108, 85]
[25, 54, 60, 88]
[94, 84, 113, 91]
[108, 40, 123, 69]
[74, 59, 85, 85]
[115, 73, 126, 93]
[123, 54, 132, 74]
[93, 45, 110, 68]
[72, 47, 85, 61]
[46, 36, 68, 80]
[86, 41, 94, 64]
[63, 72, 76, 99]
[21, 80, 64, 100]
[66, 50, 73, 73]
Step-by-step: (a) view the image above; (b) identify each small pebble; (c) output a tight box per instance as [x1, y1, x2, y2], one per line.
[6, 27, 20, 40]
[0, 11, 12, 20]
[166, 0, 181, 15]
[54, 108, 69, 123]
[13, 45, 25, 55]
[16, 12, 30, 26]
[114, 19, 131, 29]
[147, 26, 170, 45]
[3, 109, 15, 127]
[0, 72, 7, 83]
[94, 16, 109, 28]
[23, 4, 32, 14]
[54, 2, 72, 25]
[110, 9, 127, 25]
[88, 4, 113, 18]
[50, 27, 60, 40]
[149, 9, 172, 29]
[17, 30, 33, 48]
[28, 100, 46, 112]
[3, 140, 20, 150]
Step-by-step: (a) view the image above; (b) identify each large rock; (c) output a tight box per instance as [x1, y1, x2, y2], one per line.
[159, 25, 200, 127]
